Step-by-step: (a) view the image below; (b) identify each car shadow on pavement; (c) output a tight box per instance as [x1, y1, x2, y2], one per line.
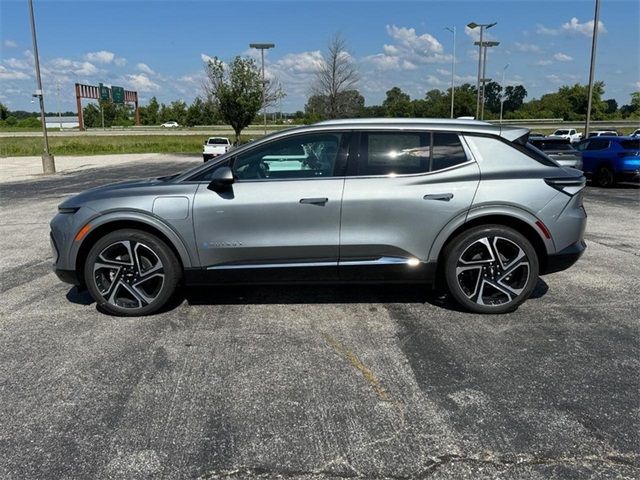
[65, 279, 549, 315]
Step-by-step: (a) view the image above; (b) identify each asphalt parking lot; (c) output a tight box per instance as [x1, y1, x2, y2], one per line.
[0, 155, 638, 479]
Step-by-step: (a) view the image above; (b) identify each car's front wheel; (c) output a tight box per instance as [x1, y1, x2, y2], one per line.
[444, 225, 539, 314]
[84, 229, 181, 316]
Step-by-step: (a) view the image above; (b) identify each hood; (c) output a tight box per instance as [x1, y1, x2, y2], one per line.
[58, 177, 160, 209]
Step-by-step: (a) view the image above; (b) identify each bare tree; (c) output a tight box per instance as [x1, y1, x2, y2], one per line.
[264, 78, 286, 110]
[312, 33, 359, 119]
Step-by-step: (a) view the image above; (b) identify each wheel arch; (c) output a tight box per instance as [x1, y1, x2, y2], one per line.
[73, 212, 193, 286]
[430, 208, 553, 276]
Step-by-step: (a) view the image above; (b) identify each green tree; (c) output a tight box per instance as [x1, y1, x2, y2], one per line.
[140, 96, 160, 125]
[0, 102, 8, 120]
[503, 85, 527, 114]
[204, 55, 263, 143]
[382, 87, 412, 117]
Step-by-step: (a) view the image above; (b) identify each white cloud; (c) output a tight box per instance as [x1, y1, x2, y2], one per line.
[538, 17, 606, 37]
[553, 52, 573, 62]
[464, 25, 497, 42]
[3, 40, 18, 48]
[4, 57, 31, 70]
[514, 42, 541, 53]
[436, 68, 450, 76]
[49, 57, 99, 76]
[535, 59, 553, 66]
[84, 50, 115, 64]
[0, 65, 30, 80]
[114, 57, 127, 67]
[562, 17, 607, 36]
[425, 75, 447, 87]
[125, 73, 160, 92]
[364, 24, 450, 71]
[275, 50, 324, 74]
[136, 63, 155, 75]
[201, 53, 215, 63]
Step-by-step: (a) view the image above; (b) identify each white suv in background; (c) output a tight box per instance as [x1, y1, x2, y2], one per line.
[548, 129, 582, 143]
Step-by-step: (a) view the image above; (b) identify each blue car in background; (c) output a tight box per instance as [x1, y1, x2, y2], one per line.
[575, 136, 640, 187]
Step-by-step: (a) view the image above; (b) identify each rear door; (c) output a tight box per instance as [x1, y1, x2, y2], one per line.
[339, 130, 480, 280]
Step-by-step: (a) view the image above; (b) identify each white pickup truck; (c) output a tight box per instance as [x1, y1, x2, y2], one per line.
[203, 137, 231, 161]
[548, 128, 582, 143]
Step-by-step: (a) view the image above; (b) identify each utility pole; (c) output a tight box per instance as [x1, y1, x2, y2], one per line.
[249, 43, 275, 135]
[584, 0, 601, 139]
[28, 0, 55, 174]
[445, 26, 456, 118]
[467, 22, 497, 119]
[500, 63, 510, 124]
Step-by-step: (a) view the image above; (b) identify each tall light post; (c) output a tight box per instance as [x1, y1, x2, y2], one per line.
[28, 0, 55, 174]
[584, 0, 601, 138]
[445, 26, 456, 118]
[249, 43, 275, 135]
[499, 63, 510, 124]
[467, 21, 497, 119]
[477, 40, 500, 120]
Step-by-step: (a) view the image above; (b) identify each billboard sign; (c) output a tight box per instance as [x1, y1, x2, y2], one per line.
[111, 86, 125, 104]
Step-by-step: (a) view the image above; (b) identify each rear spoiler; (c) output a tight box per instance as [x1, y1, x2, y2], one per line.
[499, 126, 530, 145]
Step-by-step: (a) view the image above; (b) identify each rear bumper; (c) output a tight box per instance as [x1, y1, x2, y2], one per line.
[542, 240, 586, 275]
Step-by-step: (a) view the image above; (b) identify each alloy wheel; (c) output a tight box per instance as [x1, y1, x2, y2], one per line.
[455, 236, 530, 307]
[93, 240, 165, 309]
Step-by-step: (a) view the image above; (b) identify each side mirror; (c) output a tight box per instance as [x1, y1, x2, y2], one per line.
[208, 166, 234, 192]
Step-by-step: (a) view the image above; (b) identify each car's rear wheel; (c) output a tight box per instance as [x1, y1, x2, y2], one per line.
[594, 165, 615, 188]
[444, 225, 539, 314]
[84, 229, 181, 316]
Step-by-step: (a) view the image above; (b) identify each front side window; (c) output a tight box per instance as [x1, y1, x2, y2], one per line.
[357, 131, 468, 176]
[233, 132, 343, 180]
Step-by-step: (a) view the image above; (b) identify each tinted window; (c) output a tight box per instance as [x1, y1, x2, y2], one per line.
[358, 131, 467, 176]
[586, 139, 610, 151]
[432, 132, 468, 170]
[233, 133, 343, 180]
[620, 139, 640, 150]
[208, 138, 229, 145]
[530, 140, 574, 151]
[360, 132, 430, 175]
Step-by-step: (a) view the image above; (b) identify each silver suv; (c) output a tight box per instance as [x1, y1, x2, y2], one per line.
[50, 119, 587, 316]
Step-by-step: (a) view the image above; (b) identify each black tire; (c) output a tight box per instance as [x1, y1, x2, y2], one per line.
[84, 229, 181, 316]
[444, 225, 539, 314]
[594, 165, 615, 188]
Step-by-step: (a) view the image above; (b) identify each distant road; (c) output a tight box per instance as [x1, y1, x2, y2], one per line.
[1, 119, 638, 138]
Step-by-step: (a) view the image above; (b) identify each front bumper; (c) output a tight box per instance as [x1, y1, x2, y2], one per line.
[54, 268, 81, 286]
[543, 240, 586, 275]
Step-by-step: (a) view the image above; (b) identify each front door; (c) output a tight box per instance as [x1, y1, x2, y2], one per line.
[192, 131, 349, 281]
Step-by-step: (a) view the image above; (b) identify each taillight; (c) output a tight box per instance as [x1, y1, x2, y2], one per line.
[545, 177, 586, 196]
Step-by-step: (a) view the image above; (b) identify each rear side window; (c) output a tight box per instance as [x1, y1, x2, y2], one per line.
[465, 135, 559, 168]
[432, 132, 468, 170]
[620, 139, 640, 150]
[357, 131, 468, 176]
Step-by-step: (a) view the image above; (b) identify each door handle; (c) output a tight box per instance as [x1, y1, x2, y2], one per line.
[423, 193, 454, 202]
[300, 197, 328, 205]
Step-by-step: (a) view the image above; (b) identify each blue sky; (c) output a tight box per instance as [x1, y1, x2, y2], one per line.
[1, 0, 639, 112]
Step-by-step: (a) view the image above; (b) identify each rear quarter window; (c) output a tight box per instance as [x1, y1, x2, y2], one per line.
[465, 134, 559, 169]
[620, 139, 640, 150]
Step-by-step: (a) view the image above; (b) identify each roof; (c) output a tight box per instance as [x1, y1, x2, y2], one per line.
[313, 117, 529, 143]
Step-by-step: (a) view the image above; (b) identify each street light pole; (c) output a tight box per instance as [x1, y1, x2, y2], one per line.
[500, 63, 510, 124]
[584, 0, 601, 139]
[467, 22, 497, 120]
[445, 26, 456, 118]
[249, 43, 275, 135]
[28, 0, 55, 174]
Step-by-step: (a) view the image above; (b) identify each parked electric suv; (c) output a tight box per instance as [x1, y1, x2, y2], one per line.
[50, 119, 587, 316]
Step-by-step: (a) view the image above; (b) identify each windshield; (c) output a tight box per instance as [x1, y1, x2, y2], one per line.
[208, 138, 229, 145]
[530, 140, 575, 151]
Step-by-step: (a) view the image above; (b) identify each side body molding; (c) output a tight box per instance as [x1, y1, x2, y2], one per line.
[71, 209, 195, 269]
